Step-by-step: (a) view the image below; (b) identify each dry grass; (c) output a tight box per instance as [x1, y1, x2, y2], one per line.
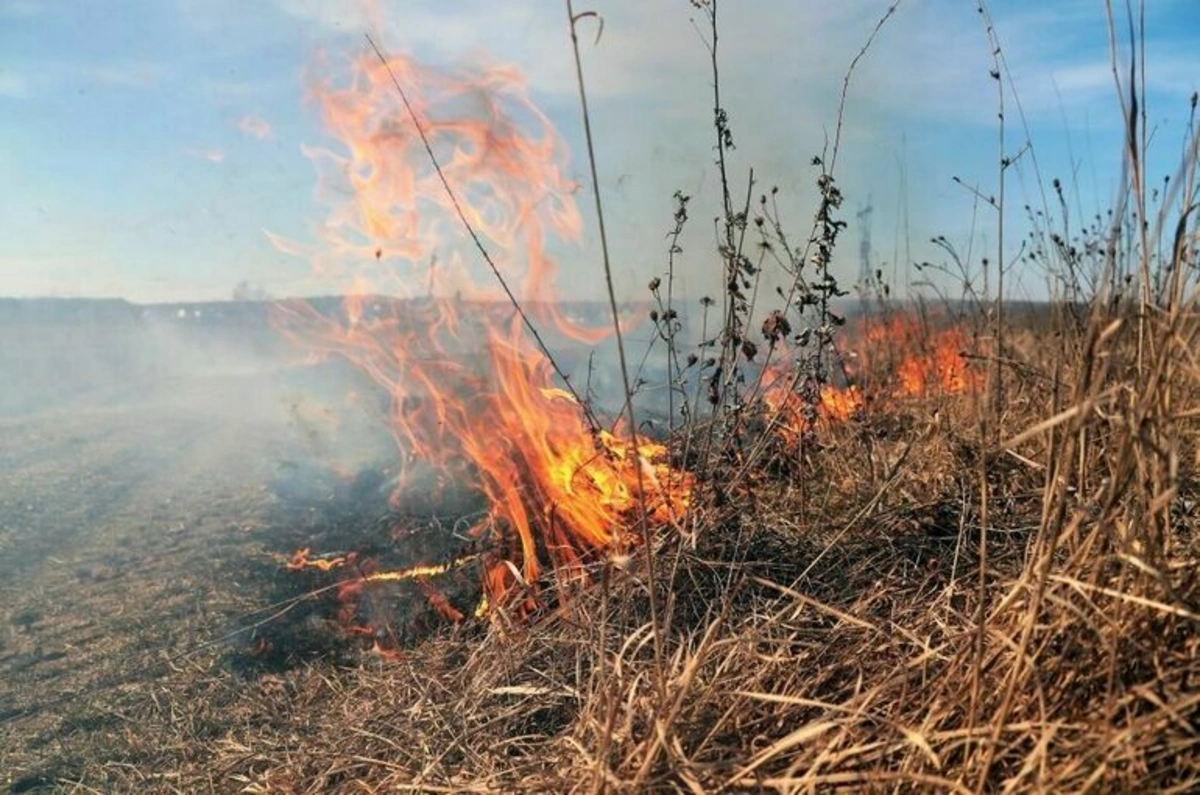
[4, 5, 1199, 790]
[260, 302, 1195, 793]
[5, 299, 1190, 794]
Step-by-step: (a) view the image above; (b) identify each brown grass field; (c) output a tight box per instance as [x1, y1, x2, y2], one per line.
[1, 297, 1197, 793]
[3, 3, 1199, 791]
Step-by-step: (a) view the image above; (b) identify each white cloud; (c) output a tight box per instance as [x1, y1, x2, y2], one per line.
[263, 0, 1199, 301]
[270, 1, 871, 101]
[266, 1, 1195, 140]
[0, 1, 43, 17]
[87, 62, 167, 89]
[236, 114, 274, 140]
[0, 71, 30, 99]
[849, 2, 1200, 126]
[0, 57, 171, 105]
[263, 1, 925, 299]
[200, 77, 267, 99]
[185, 147, 226, 164]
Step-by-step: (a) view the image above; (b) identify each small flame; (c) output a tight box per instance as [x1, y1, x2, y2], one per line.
[762, 367, 866, 444]
[284, 547, 351, 572]
[763, 314, 979, 442]
[861, 316, 981, 398]
[364, 556, 479, 583]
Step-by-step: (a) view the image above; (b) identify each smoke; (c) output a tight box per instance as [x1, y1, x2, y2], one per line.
[0, 297, 394, 489]
[0, 296, 679, 501]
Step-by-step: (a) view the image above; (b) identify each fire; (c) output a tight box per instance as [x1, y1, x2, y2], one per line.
[859, 315, 982, 398]
[761, 366, 865, 443]
[284, 547, 350, 573]
[270, 48, 690, 641]
[763, 314, 979, 442]
[266, 43, 975, 649]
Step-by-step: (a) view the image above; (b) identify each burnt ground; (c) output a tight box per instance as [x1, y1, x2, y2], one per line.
[0, 300, 529, 792]
[0, 298, 626, 791]
[0, 375, 308, 790]
[4, 299, 1194, 792]
[0, 298, 428, 793]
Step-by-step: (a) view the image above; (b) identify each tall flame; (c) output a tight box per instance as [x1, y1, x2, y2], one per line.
[271, 50, 689, 625]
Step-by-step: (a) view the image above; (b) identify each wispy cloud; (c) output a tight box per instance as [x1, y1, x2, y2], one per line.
[0, 1, 43, 17]
[236, 114, 273, 140]
[87, 62, 166, 89]
[185, 147, 226, 164]
[271, 1, 1187, 128]
[269, 0, 861, 101]
[0, 61, 168, 99]
[201, 77, 268, 100]
[848, 3, 1200, 127]
[5, 0, 1195, 303]
[0, 71, 30, 99]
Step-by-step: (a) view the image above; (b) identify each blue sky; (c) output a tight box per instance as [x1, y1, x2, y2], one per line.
[1, 0, 1197, 303]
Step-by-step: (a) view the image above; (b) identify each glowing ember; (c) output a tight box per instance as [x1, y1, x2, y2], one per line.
[270, 48, 691, 642]
[284, 547, 350, 573]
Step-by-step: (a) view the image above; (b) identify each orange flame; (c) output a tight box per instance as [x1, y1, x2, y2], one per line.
[859, 315, 982, 398]
[271, 49, 691, 633]
[761, 366, 865, 444]
[763, 314, 979, 442]
[284, 547, 351, 572]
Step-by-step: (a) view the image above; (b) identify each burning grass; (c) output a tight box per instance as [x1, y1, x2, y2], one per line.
[5, 6, 1200, 791]
[188, 314, 1200, 792]
[2, 302, 1197, 792]
[18, 316, 1189, 792]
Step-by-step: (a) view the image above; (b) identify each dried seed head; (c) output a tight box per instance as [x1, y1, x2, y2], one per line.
[761, 310, 791, 343]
